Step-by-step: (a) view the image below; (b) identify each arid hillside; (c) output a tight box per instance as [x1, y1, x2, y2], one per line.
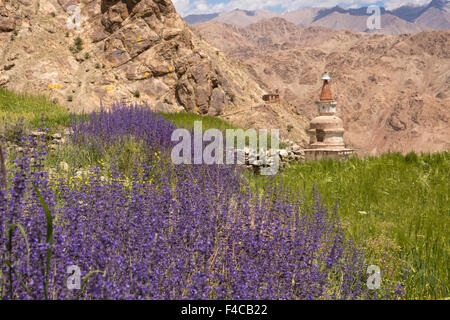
[195, 18, 450, 154]
[0, 0, 310, 141]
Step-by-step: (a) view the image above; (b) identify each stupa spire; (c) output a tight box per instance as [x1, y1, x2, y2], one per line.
[319, 72, 333, 102]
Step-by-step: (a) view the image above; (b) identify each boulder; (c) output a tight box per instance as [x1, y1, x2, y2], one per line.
[0, 9, 16, 32]
[0, 76, 9, 87]
[279, 149, 289, 159]
[31, 131, 46, 137]
[209, 87, 227, 116]
[59, 161, 69, 172]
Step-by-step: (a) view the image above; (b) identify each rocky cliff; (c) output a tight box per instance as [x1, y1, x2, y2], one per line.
[0, 0, 267, 117]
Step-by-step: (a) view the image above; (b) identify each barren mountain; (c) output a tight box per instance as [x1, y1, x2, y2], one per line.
[184, 13, 220, 25]
[185, 9, 279, 27]
[311, 12, 426, 35]
[184, 1, 450, 34]
[280, 8, 322, 27]
[194, 19, 337, 58]
[416, 6, 450, 29]
[212, 9, 279, 27]
[194, 18, 450, 155]
[392, 0, 450, 29]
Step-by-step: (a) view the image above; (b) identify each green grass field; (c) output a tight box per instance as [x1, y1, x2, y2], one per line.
[0, 88, 70, 133]
[159, 112, 239, 131]
[1, 89, 448, 299]
[249, 153, 449, 299]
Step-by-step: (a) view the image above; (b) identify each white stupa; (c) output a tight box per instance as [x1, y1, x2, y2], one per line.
[304, 72, 354, 160]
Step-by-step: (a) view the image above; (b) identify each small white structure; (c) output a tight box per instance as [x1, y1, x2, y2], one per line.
[304, 72, 354, 160]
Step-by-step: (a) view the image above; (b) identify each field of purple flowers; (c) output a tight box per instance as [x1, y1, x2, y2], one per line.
[0, 104, 400, 299]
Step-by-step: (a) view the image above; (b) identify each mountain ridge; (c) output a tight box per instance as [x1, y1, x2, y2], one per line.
[184, 1, 450, 33]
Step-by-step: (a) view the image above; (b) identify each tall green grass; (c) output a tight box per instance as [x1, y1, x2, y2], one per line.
[248, 152, 449, 299]
[45, 135, 149, 177]
[159, 112, 239, 131]
[159, 112, 286, 149]
[0, 88, 70, 133]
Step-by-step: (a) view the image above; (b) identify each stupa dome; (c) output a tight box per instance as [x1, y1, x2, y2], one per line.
[310, 116, 343, 129]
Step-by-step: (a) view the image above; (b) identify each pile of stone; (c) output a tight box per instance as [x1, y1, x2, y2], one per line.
[237, 141, 305, 173]
[30, 129, 72, 150]
[2, 129, 68, 154]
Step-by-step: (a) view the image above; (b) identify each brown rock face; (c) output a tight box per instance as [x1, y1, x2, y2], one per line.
[101, 1, 130, 33]
[0, 0, 267, 118]
[209, 87, 226, 116]
[0, 7, 17, 32]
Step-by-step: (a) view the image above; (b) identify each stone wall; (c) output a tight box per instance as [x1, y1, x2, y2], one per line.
[238, 141, 305, 173]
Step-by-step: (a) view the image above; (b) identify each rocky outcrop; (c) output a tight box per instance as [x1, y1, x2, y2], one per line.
[0, 0, 266, 116]
[0, 7, 17, 32]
